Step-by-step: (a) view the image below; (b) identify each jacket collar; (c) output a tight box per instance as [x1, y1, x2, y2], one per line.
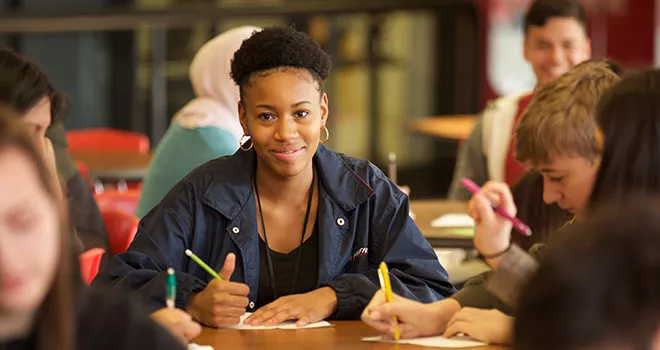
[203, 144, 375, 219]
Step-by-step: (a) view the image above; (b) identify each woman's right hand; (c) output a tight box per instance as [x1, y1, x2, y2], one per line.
[361, 290, 461, 339]
[186, 253, 250, 327]
[468, 181, 517, 268]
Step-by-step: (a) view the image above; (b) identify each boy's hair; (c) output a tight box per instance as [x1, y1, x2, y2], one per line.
[514, 60, 621, 166]
[514, 196, 660, 350]
[523, 0, 588, 35]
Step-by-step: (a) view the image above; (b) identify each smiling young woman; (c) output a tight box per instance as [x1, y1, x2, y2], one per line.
[95, 26, 455, 328]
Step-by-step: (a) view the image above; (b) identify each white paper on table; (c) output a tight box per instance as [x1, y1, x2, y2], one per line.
[362, 335, 487, 348]
[187, 343, 214, 350]
[223, 312, 332, 330]
[430, 213, 475, 228]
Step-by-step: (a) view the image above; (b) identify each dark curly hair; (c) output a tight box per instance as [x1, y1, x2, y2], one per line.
[0, 47, 69, 124]
[230, 26, 332, 101]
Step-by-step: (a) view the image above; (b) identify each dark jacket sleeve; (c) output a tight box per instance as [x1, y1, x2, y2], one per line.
[451, 272, 515, 315]
[93, 183, 206, 312]
[485, 243, 545, 310]
[451, 243, 546, 314]
[78, 287, 185, 350]
[325, 179, 456, 320]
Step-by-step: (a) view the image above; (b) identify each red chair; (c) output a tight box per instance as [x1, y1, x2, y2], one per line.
[80, 248, 105, 285]
[76, 160, 90, 184]
[102, 210, 140, 256]
[94, 188, 141, 216]
[66, 128, 150, 154]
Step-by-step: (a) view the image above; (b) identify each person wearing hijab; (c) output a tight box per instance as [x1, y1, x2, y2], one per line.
[135, 26, 261, 218]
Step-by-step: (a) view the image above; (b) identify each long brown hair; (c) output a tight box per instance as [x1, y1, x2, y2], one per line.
[588, 69, 660, 209]
[0, 109, 75, 349]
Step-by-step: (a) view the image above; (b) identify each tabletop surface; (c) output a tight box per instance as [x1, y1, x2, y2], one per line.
[194, 321, 506, 350]
[411, 199, 470, 238]
[409, 115, 477, 140]
[410, 199, 473, 248]
[70, 150, 152, 179]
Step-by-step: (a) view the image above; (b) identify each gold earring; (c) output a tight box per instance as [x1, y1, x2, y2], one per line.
[239, 134, 253, 151]
[320, 125, 329, 144]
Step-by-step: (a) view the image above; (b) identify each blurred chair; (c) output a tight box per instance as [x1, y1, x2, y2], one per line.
[66, 128, 150, 154]
[76, 160, 90, 184]
[94, 188, 141, 216]
[80, 248, 105, 285]
[102, 210, 140, 256]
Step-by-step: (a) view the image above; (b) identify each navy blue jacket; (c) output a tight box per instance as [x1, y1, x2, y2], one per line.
[94, 145, 455, 319]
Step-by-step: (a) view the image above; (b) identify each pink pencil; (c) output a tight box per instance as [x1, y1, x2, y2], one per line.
[461, 178, 532, 236]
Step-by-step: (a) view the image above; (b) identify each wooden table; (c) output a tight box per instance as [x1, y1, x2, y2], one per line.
[409, 115, 477, 140]
[410, 199, 473, 249]
[194, 321, 505, 350]
[70, 150, 152, 180]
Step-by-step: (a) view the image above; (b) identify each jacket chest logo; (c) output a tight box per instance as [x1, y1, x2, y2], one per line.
[349, 247, 368, 261]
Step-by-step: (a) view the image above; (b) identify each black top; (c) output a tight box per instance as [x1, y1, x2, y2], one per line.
[0, 287, 183, 350]
[256, 221, 320, 308]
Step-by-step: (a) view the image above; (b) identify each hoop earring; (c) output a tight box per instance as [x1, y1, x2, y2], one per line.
[239, 134, 253, 151]
[320, 125, 329, 144]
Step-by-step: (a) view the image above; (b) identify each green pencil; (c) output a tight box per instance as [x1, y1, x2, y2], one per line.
[166, 268, 176, 309]
[185, 249, 224, 280]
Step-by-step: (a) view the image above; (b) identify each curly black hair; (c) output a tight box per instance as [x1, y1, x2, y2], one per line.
[230, 26, 332, 100]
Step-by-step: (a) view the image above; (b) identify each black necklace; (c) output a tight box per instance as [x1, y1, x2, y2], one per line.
[253, 170, 315, 300]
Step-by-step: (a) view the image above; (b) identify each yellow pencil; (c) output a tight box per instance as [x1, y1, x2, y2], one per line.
[378, 262, 400, 340]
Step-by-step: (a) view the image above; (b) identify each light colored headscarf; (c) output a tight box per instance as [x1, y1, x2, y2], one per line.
[173, 26, 261, 143]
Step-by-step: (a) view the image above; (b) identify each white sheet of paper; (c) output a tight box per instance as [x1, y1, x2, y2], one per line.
[223, 312, 332, 330]
[362, 335, 487, 348]
[430, 213, 475, 228]
[187, 343, 214, 350]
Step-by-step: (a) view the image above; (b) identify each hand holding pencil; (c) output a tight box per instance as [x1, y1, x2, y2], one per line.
[150, 268, 202, 344]
[150, 307, 201, 344]
[185, 252, 251, 328]
[361, 281, 457, 339]
[465, 180, 520, 267]
[377, 262, 400, 340]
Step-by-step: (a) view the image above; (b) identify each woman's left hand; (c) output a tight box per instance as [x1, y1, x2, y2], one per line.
[443, 307, 513, 345]
[243, 287, 337, 327]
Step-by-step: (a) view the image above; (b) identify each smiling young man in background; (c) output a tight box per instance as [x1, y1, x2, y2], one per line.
[449, 0, 592, 199]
